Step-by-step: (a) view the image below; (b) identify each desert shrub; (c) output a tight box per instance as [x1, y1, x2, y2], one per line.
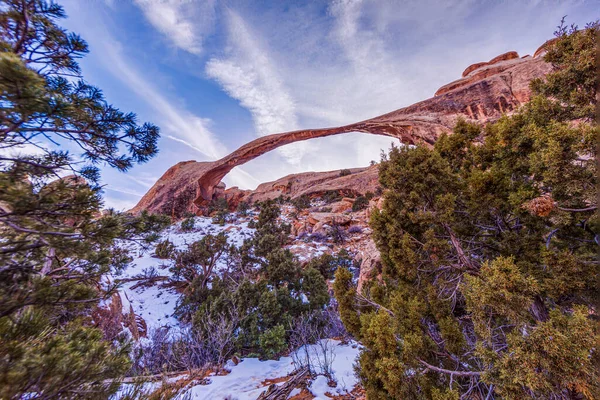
[308, 232, 328, 242]
[351, 196, 369, 211]
[180, 216, 195, 231]
[0, 2, 168, 396]
[208, 198, 229, 214]
[289, 309, 348, 379]
[292, 194, 311, 210]
[318, 207, 332, 212]
[155, 239, 176, 259]
[339, 169, 351, 177]
[212, 210, 227, 226]
[259, 325, 287, 359]
[306, 250, 354, 280]
[336, 22, 600, 399]
[348, 225, 363, 234]
[322, 190, 342, 203]
[174, 200, 330, 361]
[275, 195, 290, 204]
[236, 201, 250, 216]
[365, 191, 375, 200]
[327, 220, 347, 244]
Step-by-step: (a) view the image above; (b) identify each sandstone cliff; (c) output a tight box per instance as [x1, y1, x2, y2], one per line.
[131, 41, 554, 218]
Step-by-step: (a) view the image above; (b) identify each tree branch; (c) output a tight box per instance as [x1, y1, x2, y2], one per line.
[418, 359, 483, 377]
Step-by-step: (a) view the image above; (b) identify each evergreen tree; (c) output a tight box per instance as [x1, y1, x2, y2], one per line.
[0, 1, 167, 398]
[335, 21, 599, 399]
[173, 199, 330, 359]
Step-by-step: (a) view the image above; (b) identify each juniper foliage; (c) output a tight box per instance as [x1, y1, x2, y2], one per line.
[335, 21, 599, 399]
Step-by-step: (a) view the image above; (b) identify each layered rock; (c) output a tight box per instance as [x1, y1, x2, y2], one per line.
[132, 40, 555, 218]
[222, 166, 379, 209]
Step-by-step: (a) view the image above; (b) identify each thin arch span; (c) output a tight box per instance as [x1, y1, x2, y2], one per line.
[131, 50, 551, 217]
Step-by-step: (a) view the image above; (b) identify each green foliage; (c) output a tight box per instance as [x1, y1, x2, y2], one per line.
[155, 239, 176, 259]
[207, 198, 229, 215]
[352, 195, 369, 211]
[0, 1, 165, 397]
[259, 325, 287, 359]
[336, 22, 600, 399]
[339, 169, 352, 177]
[301, 267, 330, 309]
[306, 249, 354, 280]
[327, 219, 347, 244]
[530, 19, 599, 120]
[236, 201, 250, 216]
[171, 233, 229, 289]
[322, 190, 342, 203]
[0, 313, 131, 399]
[333, 268, 361, 338]
[174, 201, 330, 359]
[292, 194, 311, 210]
[212, 210, 228, 226]
[180, 216, 195, 231]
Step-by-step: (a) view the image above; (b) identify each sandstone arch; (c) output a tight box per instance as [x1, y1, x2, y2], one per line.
[132, 43, 553, 218]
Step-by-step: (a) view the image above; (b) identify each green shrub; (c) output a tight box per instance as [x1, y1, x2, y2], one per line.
[259, 324, 287, 359]
[328, 220, 347, 244]
[236, 201, 250, 216]
[208, 198, 228, 214]
[180, 216, 195, 231]
[155, 239, 175, 259]
[212, 210, 227, 226]
[292, 194, 311, 210]
[306, 250, 355, 280]
[339, 169, 351, 177]
[322, 190, 342, 204]
[352, 196, 369, 211]
[336, 22, 600, 398]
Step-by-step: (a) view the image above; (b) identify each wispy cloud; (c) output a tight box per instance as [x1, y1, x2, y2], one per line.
[133, 0, 216, 55]
[100, 40, 226, 160]
[97, 39, 259, 190]
[63, 0, 590, 198]
[205, 9, 307, 164]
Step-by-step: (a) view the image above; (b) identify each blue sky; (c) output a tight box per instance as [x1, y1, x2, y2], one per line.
[57, 0, 598, 210]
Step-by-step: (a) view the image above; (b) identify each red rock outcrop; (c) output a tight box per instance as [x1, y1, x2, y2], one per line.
[229, 166, 379, 207]
[131, 40, 554, 218]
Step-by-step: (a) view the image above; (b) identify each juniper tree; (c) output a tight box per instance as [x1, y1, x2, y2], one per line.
[172, 200, 330, 359]
[0, 1, 167, 398]
[335, 21, 599, 399]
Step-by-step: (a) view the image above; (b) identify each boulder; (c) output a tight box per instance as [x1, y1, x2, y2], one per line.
[331, 199, 354, 213]
[307, 212, 352, 226]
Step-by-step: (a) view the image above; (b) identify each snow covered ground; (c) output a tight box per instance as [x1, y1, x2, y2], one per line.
[186, 340, 360, 399]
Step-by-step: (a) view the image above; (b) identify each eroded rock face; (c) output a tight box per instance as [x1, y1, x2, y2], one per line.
[131, 41, 554, 218]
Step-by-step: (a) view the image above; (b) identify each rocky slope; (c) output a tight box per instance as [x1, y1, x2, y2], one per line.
[131, 40, 554, 218]
[218, 166, 379, 209]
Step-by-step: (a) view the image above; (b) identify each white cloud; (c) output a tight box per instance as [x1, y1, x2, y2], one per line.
[201, 0, 582, 189]
[133, 0, 216, 55]
[205, 9, 307, 164]
[62, 0, 593, 198]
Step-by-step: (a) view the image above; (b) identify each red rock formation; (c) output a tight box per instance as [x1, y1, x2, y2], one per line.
[131, 41, 554, 218]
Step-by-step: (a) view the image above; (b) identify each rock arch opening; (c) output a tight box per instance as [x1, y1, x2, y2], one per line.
[131, 48, 551, 218]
